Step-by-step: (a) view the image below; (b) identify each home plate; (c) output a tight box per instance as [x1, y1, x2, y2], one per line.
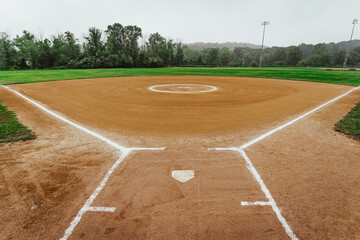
[171, 170, 195, 183]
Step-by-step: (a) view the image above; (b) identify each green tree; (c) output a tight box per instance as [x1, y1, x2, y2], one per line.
[312, 43, 327, 55]
[204, 48, 220, 66]
[105, 23, 142, 66]
[349, 46, 360, 66]
[85, 27, 104, 57]
[232, 47, 244, 62]
[13, 30, 40, 69]
[219, 47, 232, 66]
[37, 38, 52, 68]
[63, 31, 80, 61]
[0, 33, 17, 70]
[286, 46, 302, 66]
[147, 32, 165, 58]
[333, 50, 345, 66]
[175, 42, 184, 66]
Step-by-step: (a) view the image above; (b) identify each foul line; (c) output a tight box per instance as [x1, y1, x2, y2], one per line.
[240, 86, 359, 149]
[1, 85, 165, 240]
[210, 86, 359, 240]
[60, 150, 130, 240]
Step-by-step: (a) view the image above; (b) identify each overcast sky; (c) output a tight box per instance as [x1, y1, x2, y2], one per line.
[1, 0, 359, 47]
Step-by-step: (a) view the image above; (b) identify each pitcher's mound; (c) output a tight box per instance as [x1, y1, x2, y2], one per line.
[149, 84, 218, 93]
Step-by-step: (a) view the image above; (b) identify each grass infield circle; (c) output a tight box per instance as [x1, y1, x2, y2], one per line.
[148, 84, 218, 94]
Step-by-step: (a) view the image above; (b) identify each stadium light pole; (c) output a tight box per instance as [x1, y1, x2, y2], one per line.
[242, 43, 246, 67]
[260, 21, 270, 68]
[343, 19, 358, 70]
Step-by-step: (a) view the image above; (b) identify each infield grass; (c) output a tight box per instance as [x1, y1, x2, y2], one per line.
[0, 101, 36, 144]
[335, 102, 360, 141]
[0, 67, 359, 86]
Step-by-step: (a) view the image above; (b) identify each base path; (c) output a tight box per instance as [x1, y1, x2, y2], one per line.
[9, 76, 352, 147]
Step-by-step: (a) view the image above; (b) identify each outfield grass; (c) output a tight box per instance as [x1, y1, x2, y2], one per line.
[0, 101, 36, 144]
[0, 67, 359, 86]
[335, 102, 360, 141]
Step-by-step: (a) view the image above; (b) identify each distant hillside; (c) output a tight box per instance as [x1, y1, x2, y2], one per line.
[184, 40, 360, 51]
[183, 42, 263, 51]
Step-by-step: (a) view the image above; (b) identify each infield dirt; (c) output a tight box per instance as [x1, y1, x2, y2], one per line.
[0, 76, 359, 239]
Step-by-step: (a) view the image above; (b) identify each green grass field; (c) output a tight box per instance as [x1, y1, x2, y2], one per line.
[0, 101, 36, 144]
[0, 67, 359, 86]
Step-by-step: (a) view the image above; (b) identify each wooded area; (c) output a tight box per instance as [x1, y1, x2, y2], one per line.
[0, 23, 359, 70]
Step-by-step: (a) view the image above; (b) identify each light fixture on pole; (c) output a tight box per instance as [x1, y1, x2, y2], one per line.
[343, 19, 358, 70]
[260, 21, 270, 68]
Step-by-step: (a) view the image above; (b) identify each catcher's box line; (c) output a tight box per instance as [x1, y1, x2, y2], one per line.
[1, 85, 165, 240]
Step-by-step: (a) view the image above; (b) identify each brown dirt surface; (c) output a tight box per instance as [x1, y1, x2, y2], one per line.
[0, 76, 359, 240]
[9, 76, 352, 147]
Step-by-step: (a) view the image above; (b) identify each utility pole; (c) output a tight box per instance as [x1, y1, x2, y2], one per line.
[343, 19, 358, 70]
[242, 43, 246, 67]
[260, 21, 270, 68]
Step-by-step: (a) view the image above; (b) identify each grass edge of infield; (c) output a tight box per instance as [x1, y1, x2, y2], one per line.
[0, 100, 36, 144]
[334, 101, 360, 141]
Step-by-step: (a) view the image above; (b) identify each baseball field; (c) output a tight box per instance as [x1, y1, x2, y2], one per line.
[0, 68, 359, 239]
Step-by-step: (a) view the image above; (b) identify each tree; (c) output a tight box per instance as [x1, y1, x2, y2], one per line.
[204, 48, 220, 66]
[272, 48, 287, 63]
[63, 31, 80, 61]
[286, 46, 302, 66]
[175, 42, 184, 66]
[219, 47, 232, 66]
[349, 46, 360, 66]
[312, 43, 327, 55]
[13, 30, 39, 69]
[105, 23, 142, 66]
[0, 33, 17, 70]
[147, 32, 165, 58]
[232, 47, 244, 62]
[50, 34, 67, 67]
[37, 38, 52, 68]
[85, 27, 104, 57]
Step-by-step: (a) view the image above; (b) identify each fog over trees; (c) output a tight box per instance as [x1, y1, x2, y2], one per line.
[0, 23, 360, 70]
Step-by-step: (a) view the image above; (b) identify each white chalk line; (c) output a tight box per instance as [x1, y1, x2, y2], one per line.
[87, 207, 116, 212]
[241, 201, 271, 206]
[240, 150, 298, 240]
[1, 85, 165, 240]
[60, 150, 130, 240]
[209, 87, 359, 240]
[148, 84, 218, 94]
[2, 85, 166, 153]
[240, 86, 359, 149]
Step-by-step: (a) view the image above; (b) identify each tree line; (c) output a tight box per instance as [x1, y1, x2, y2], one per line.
[182, 41, 360, 67]
[0, 23, 359, 70]
[0, 23, 184, 70]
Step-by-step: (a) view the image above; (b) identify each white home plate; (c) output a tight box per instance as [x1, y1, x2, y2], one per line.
[171, 170, 195, 183]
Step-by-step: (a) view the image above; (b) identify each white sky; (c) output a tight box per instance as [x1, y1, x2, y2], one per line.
[1, 0, 359, 47]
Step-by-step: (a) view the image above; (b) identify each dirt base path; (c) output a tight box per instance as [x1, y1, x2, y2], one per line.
[1, 76, 359, 239]
[10, 76, 352, 147]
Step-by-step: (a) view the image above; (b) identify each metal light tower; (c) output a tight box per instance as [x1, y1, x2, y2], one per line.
[260, 21, 270, 68]
[343, 19, 358, 70]
[242, 43, 246, 67]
